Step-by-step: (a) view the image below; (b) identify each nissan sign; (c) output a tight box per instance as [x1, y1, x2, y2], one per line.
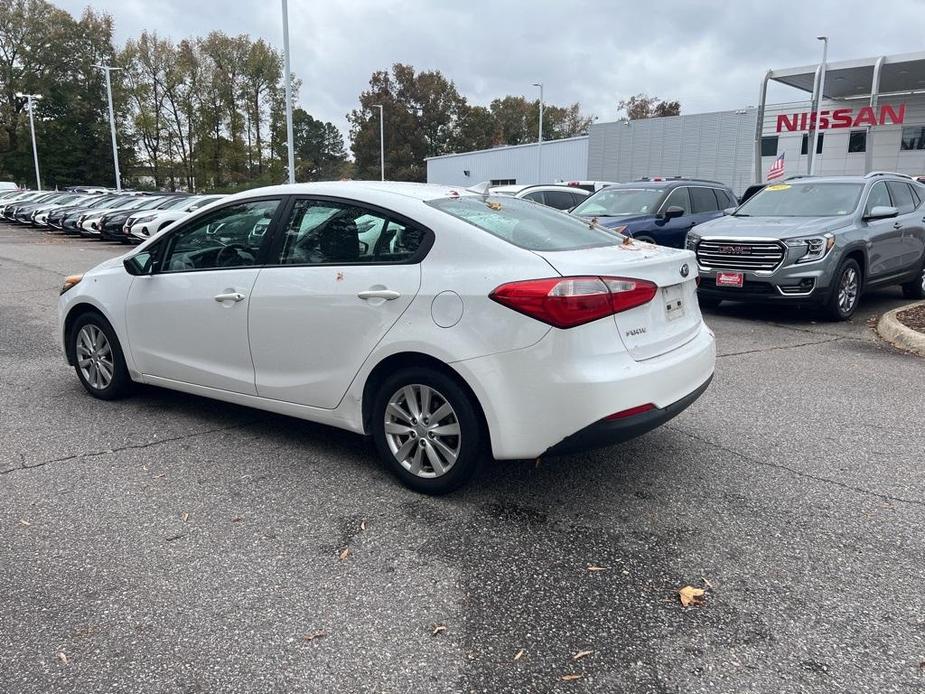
[776, 104, 905, 133]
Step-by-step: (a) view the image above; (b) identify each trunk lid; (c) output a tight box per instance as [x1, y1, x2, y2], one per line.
[533, 241, 702, 361]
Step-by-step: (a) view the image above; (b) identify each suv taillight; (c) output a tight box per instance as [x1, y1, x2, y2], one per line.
[489, 276, 657, 329]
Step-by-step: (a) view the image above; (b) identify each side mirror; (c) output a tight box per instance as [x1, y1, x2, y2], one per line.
[864, 205, 899, 221]
[123, 250, 155, 276]
[660, 205, 685, 220]
[723, 207, 736, 215]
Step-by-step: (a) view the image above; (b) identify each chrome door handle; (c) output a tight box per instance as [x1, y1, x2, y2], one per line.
[358, 289, 400, 301]
[214, 292, 246, 303]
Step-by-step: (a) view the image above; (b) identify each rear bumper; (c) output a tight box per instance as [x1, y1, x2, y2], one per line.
[544, 375, 712, 456]
[452, 320, 716, 460]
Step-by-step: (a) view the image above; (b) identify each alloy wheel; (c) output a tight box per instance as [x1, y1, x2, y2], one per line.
[76, 324, 114, 390]
[384, 384, 461, 478]
[837, 266, 859, 314]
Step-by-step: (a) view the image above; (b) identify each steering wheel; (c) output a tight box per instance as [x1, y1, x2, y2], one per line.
[215, 243, 254, 267]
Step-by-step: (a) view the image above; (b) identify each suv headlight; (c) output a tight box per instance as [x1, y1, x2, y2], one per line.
[785, 233, 835, 264]
[133, 214, 157, 224]
[685, 232, 700, 250]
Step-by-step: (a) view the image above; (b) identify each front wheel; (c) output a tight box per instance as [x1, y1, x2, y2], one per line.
[824, 258, 862, 321]
[371, 368, 484, 495]
[901, 255, 925, 299]
[70, 313, 133, 399]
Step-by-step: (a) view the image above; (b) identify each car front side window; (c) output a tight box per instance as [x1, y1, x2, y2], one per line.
[661, 187, 691, 214]
[160, 199, 280, 273]
[865, 182, 891, 215]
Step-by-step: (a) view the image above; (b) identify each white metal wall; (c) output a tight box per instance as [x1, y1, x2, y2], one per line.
[587, 110, 758, 195]
[425, 136, 588, 186]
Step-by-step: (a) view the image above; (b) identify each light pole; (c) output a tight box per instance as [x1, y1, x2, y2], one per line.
[533, 82, 544, 183]
[281, 0, 296, 184]
[810, 36, 828, 176]
[94, 64, 123, 191]
[16, 92, 42, 190]
[373, 104, 385, 181]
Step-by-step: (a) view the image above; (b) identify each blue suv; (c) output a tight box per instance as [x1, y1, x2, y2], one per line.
[570, 178, 738, 248]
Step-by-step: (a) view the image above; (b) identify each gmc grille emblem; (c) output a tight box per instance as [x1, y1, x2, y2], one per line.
[717, 245, 752, 255]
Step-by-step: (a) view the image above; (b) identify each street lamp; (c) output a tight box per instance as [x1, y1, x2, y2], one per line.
[532, 82, 544, 183]
[372, 104, 385, 181]
[93, 64, 123, 191]
[810, 36, 828, 176]
[16, 92, 42, 190]
[281, 0, 296, 184]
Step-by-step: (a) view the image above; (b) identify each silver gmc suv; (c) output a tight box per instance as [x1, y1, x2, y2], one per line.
[688, 173, 925, 320]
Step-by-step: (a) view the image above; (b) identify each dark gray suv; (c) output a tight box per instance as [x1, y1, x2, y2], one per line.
[688, 173, 925, 320]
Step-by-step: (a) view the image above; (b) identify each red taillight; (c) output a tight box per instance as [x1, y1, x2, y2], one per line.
[604, 403, 655, 420]
[489, 276, 658, 329]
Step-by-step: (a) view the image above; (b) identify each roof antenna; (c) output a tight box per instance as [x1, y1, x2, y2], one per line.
[465, 181, 492, 197]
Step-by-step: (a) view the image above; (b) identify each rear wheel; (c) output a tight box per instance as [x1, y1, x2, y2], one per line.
[371, 367, 483, 495]
[70, 313, 133, 399]
[824, 258, 862, 321]
[901, 255, 925, 300]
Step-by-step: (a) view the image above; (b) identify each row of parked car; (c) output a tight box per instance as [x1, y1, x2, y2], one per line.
[491, 173, 925, 320]
[0, 188, 224, 242]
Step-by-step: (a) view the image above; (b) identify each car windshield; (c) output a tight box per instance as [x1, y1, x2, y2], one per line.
[427, 195, 622, 251]
[735, 182, 864, 217]
[133, 196, 167, 210]
[571, 188, 664, 216]
[188, 196, 222, 210]
[157, 196, 194, 210]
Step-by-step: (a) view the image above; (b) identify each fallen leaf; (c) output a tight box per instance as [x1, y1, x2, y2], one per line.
[432, 624, 447, 636]
[586, 564, 607, 572]
[486, 201, 502, 210]
[153, 473, 166, 479]
[56, 652, 68, 665]
[338, 547, 350, 561]
[573, 650, 593, 661]
[180, 512, 189, 523]
[231, 516, 243, 523]
[513, 648, 525, 661]
[19, 519, 31, 527]
[165, 533, 185, 542]
[561, 673, 583, 681]
[678, 585, 706, 607]
[303, 629, 326, 642]
[360, 520, 367, 531]
[702, 576, 714, 590]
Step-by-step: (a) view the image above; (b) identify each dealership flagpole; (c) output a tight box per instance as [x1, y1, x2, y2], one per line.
[281, 0, 296, 184]
[16, 93, 42, 190]
[810, 36, 828, 176]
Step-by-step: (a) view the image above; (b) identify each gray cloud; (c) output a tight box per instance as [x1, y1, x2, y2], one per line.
[58, 0, 925, 147]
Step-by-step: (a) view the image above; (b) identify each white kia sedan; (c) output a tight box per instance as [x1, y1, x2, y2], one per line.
[58, 182, 715, 494]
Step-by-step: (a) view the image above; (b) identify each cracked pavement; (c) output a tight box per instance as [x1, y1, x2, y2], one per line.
[1, 224, 924, 693]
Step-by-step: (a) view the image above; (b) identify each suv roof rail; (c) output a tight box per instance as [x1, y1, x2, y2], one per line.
[864, 171, 914, 180]
[636, 176, 727, 186]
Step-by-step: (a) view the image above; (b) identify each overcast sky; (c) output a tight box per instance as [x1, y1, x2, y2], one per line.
[58, 0, 925, 147]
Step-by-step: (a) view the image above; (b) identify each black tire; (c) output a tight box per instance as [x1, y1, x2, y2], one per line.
[824, 257, 862, 321]
[69, 312, 133, 400]
[697, 294, 722, 310]
[900, 254, 925, 300]
[371, 367, 484, 495]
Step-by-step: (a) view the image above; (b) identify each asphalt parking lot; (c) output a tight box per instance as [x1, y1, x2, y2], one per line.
[1, 223, 923, 694]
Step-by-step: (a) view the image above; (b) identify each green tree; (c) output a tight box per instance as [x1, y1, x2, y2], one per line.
[618, 93, 681, 120]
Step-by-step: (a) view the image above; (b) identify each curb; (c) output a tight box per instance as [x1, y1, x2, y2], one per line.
[877, 301, 925, 357]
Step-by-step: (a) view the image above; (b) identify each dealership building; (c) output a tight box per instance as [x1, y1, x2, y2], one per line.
[426, 51, 925, 195]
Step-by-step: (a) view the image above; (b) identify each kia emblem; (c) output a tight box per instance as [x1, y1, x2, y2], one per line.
[680, 263, 690, 277]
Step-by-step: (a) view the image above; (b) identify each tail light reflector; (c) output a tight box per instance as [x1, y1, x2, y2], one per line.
[489, 276, 658, 329]
[603, 403, 655, 420]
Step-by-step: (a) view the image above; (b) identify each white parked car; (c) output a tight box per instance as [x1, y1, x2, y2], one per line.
[126, 194, 226, 241]
[489, 184, 591, 210]
[58, 182, 715, 494]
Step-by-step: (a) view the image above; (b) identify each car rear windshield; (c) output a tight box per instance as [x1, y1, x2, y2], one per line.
[735, 182, 863, 217]
[427, 195, 622, 251]
[571, 188, 664, 216]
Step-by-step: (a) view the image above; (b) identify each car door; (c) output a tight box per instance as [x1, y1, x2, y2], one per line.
[247, 197, 429, 409]
[124, 197, 284, 394]
[649, 186, 693, 247]
[863, 181, 905, 278]
[887, 181, 925, 268]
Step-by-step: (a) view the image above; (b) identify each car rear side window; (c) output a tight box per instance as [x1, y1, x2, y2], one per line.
[543, 190, 577, 210]
[690, 187, 718, 213]
[886, 182, 915, 214]
[427, 195, 620, 251]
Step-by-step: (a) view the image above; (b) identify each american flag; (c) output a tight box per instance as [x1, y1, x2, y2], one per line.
[767, 152, 785, 180]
